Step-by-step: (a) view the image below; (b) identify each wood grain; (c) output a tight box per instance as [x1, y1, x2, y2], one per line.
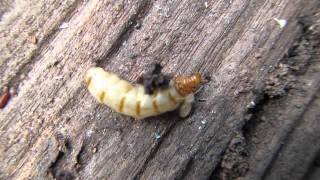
[0, 0, 319, 179]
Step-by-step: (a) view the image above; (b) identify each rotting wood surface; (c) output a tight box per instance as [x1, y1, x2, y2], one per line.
[0, 0, 320, 179]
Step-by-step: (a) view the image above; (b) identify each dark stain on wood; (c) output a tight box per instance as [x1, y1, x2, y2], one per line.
[0, 88, 10, 109]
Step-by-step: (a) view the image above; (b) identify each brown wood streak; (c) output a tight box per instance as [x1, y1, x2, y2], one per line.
[0, 89, 10, 109]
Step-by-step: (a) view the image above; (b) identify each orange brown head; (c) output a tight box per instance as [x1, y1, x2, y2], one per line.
[173, 73, 202, 96]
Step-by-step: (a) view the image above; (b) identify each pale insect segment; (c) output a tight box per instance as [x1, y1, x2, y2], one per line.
[85, 67, 202, 119]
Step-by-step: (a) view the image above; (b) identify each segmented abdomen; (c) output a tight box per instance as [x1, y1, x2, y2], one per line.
[85, 67, 183, 119]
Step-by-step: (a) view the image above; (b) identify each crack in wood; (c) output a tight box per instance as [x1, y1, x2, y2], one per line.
[133, 120, 178, 179]
[1, 0, 84, 91]
[48, 150, 66, 177]
[95, 0, 153, 67]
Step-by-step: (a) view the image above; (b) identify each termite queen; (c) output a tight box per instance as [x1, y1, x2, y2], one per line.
[85, 67, 202, 119]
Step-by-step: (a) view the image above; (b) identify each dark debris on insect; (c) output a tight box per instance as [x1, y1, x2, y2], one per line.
[138, 63, 171, 95]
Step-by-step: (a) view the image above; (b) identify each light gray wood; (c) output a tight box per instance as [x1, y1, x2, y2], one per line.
[0, 0, 319, 179]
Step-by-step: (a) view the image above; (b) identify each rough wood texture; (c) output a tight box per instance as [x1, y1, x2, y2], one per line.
[0, 0, 319, 179]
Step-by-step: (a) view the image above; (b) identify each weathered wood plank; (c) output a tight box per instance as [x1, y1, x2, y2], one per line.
[265, 90, 320, 180]
[0, 0, 82, 89]
[0, 0, 319, 179]
[237, 10, 320, 180]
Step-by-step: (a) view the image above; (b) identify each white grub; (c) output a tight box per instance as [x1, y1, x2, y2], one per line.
[273, 18, 287, 28]
[59, 22, 69, 29]
[85, 67, 197, 119]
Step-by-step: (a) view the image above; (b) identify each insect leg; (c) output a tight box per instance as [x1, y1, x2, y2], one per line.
[179, 93, 194, 118]
[184, 93, 194, 103]
[179, 102, 192, 118]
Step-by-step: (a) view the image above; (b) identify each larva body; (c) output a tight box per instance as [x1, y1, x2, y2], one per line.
[85, 67, 201, 119]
